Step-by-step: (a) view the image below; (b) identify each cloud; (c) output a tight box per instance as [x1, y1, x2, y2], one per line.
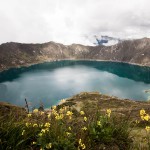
[0, 0, 150, 45]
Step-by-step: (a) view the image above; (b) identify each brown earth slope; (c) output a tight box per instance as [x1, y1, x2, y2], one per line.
[0, 38, 150, 71]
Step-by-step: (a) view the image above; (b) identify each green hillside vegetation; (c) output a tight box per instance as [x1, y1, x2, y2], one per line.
[0, 92, 150, 150]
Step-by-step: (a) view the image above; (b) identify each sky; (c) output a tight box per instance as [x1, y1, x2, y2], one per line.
[0, 0, 150, 45]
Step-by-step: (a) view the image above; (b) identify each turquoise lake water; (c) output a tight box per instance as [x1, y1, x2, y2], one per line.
[0, 60, 150, 108]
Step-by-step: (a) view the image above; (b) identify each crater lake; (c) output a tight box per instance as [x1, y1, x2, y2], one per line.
[0, 60, 150, 108]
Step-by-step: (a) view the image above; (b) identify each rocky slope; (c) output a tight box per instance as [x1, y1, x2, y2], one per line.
[58, 92, 150, 120]
[0, 101, 26, 117]
[0, 38, 150, 71]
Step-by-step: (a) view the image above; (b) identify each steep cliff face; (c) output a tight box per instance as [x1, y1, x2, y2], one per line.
[0, 38, 149, 71]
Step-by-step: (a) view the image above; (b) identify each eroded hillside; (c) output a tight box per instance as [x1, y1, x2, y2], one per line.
[0, 38, 150, 71]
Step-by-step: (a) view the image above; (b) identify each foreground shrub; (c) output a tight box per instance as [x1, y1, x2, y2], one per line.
[0, 106, 132, 150]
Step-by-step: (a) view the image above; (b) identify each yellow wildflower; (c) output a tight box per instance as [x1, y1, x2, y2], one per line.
[80, 111, 85, 115]
[60, 114, 63, 119]
[144, 114, 150, 121]
[33, 123, 38, 127]
[39, 123, 43, 127]
[55, 115, 60, 120]
[82, 126, 87, 131]
[27, 113, 32, 117]
[97, 121, 101, 126]
[84, 116, 87, 122]
[66, 111, 73, 119]
[140, 109, 146, 116]
[55, 114, 64, 120]
[45, 128, 49, 132]
[25, 122, 31, 127]
[145, 126, 150, 132]
[52, 109, 57, 116]
[38, 133, 43, 136]
[106, 109, 111, 117]
[78, 139, 86, 150]
[41, 129, 46, 133]
[32, 141, 36, 145]
[22, 130, 25, 135]
[81, 143, 86, 149]
[68, 126, 71, 130]
[40, 111, 44, 115]
[66, 111, 73, 116]
[79, 139, 82, 145]
[46, 143, 52, 149]
[135, 120, 139, 124]
[59, 108, 64, 113]
[44, 122, 50, 128]
[47, 114, 51, 118]
[106, 109, 111, 114]
[33, 109, 38, 113]
[66, 132, 71, 136]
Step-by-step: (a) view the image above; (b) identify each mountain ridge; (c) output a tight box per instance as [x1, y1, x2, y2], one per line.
[0, 38, 150, 71]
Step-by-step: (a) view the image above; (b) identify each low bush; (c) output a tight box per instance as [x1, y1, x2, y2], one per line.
[0, 105, 133, 150]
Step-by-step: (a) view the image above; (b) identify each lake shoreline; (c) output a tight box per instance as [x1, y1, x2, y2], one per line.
[0, 58, 150, 73]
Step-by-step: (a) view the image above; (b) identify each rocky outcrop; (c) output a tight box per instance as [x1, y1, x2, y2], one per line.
[0, 38, 150, 71]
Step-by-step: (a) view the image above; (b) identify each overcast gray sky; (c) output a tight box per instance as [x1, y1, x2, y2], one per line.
[0, 0, 150, 45]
